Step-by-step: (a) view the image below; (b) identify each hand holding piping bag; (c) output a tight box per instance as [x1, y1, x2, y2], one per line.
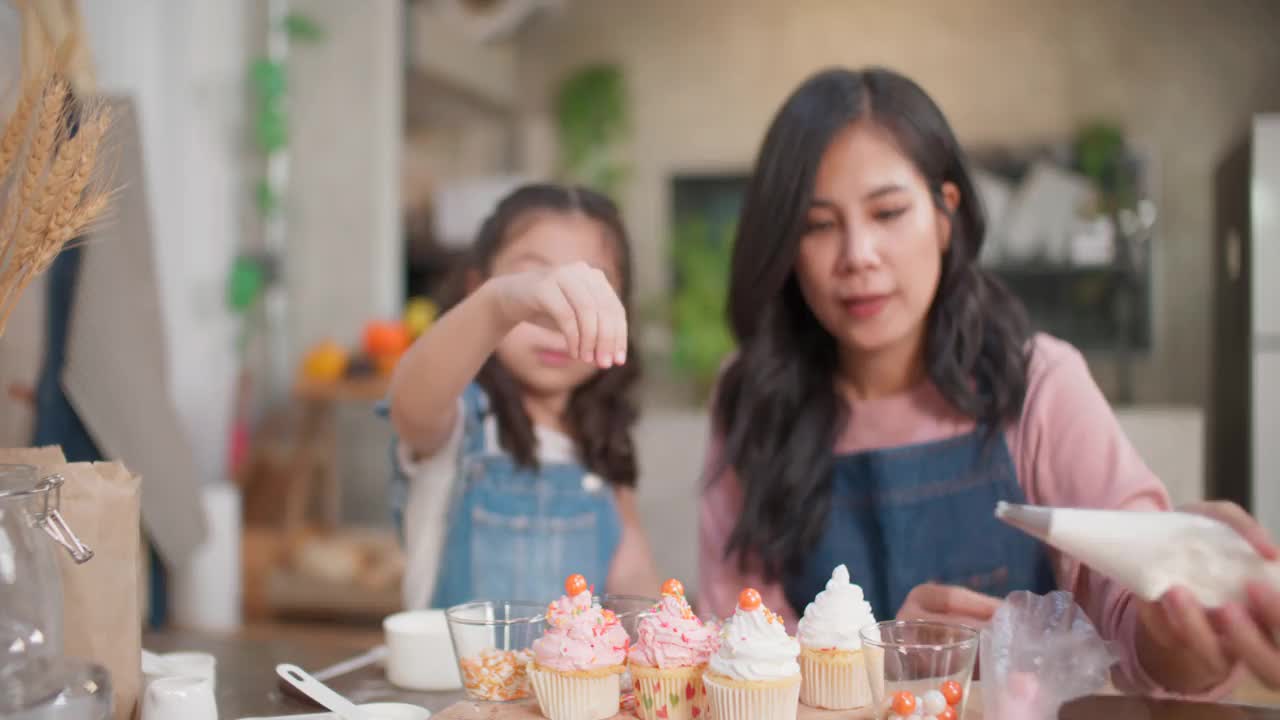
[997, 501, 1280, 690]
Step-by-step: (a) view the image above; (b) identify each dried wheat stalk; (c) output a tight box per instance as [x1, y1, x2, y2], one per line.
[0, 58, 112, 336]
[0, 73, 40, 183]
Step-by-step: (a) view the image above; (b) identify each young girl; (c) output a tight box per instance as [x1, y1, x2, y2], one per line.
[388, 183, 658, 609]
[698, 68, 1280, 697]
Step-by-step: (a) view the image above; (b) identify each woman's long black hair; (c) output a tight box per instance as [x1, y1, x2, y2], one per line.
[445, 183, 642, 488]
[714, 67, 1033, 580]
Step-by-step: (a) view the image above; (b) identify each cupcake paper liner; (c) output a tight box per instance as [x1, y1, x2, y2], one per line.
[629, 663, 709, 720]
[703, 671, 801, 720]
[798, 648, 872, 710]
[528, 663, 622, 720]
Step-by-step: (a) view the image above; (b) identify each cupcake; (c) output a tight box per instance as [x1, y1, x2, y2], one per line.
[628, 579, 719, 720]
[703, 588, 802, 720]
[528, 574, 630, 720]
[796, 564, 877, 709]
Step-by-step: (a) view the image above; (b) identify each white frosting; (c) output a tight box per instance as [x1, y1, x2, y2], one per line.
[797, 564, 877, 651]
[708, 606, 800, 681]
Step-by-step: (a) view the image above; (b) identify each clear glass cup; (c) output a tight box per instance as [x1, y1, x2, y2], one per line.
[859, 620, 980, 719]
[445, 600, 546, 703]
[444, 594, 659, 702]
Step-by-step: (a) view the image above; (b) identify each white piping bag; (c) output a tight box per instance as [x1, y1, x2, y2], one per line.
[995, 502, 1280, 606]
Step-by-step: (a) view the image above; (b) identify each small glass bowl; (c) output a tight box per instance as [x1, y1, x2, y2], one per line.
[445, 594, 658, 703]
[599, 594, 657, 692]
[445, 600, 546, 703]
[859, 620, 979, 719]
[598, 594, 658, 642]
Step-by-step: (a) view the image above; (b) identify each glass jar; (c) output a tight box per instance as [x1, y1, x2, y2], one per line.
[0, 464, 94, 713]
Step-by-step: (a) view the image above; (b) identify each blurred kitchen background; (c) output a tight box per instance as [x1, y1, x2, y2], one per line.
[0, 0, 1277, 647]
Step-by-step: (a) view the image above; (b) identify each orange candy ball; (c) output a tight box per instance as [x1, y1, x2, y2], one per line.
[661, 578, 685, 597]
[941, 680, 964, 705]
[737, 588, 762, 611]
[938, 706, 957, 720]
[891, 691, 917, 716]
[565, 574, 588, 596]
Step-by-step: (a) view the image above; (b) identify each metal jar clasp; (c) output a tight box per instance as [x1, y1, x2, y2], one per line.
[34, 474, 94, 564]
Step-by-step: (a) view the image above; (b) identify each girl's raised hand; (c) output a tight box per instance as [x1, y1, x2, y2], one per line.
[491, 261, 628, 368]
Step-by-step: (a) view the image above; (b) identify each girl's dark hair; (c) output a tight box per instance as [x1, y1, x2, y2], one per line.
[445, 183, 642, 488]
[714, 67, 1033, 579]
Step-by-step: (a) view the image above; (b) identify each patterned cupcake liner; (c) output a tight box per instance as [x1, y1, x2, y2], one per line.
[630, 663, 709, 720]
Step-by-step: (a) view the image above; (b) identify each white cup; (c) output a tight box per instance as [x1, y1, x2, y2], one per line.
[383, 609, 462, 691]
[143, 650, 217, 695]
[142, 675, 217, 720]
[161, 652, 217, 687]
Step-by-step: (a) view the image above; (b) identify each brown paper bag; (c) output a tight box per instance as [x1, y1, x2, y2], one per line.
[0, 444, 67, 469]
[67, 461, 142, 720]
[0, 447, 143, 720]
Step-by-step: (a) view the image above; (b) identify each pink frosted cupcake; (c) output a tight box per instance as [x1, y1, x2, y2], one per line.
[628, 579, 719, 720]
[528, 574, 630, 720]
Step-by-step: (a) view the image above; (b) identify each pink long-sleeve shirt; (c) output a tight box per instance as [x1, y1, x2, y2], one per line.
[698, 334, 1231, 698]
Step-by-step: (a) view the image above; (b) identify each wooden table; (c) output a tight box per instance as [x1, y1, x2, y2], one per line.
[433, 698, 952, 719]
[146, 627, 1280, 720]
[146, 626, 465, 718]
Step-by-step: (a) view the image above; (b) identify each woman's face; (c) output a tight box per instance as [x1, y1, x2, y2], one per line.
[794, 121, 959, 362]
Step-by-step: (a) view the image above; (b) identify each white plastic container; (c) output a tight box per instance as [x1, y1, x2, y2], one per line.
[383, 610, 462, 691]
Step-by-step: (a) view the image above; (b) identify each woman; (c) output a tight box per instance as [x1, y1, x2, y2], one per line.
[698, 67, 1280, 697]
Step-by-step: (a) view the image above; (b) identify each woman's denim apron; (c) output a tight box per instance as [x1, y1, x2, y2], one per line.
[783, 429, 1055, 619]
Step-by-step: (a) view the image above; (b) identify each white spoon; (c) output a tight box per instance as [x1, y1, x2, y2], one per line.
[275, 664, 375, 720]
[240, 704, 430, 720]
[314, 646, 388, 683]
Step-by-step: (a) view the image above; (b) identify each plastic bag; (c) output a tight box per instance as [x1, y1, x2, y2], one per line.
[980, 590, 1114, 720]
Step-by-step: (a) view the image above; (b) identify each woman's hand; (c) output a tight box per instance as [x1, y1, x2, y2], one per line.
[1137, 501, 1280, 692]
[490, 261, 628, 368]
[896, 582, 1003, 626]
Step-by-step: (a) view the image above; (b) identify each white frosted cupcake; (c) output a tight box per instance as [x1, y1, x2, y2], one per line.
[703, 588, 801, 720]
[796, 564, 877, 709]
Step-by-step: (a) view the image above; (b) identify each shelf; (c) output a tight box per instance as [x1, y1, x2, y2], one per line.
[984, 263, 1129, 279]
[293, 375, 391, 404]
[989, 264, 1150, 352]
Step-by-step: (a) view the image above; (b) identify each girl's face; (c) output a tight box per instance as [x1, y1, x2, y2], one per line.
[795, 121, 959, 365]
[489, 212, 625, 397]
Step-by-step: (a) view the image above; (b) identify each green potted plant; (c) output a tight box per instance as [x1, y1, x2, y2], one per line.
[555, 64, 627, 198]
[669, 217, 735, 399]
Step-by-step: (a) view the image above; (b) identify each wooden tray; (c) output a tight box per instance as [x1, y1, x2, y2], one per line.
[436, 692, 985, 719]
